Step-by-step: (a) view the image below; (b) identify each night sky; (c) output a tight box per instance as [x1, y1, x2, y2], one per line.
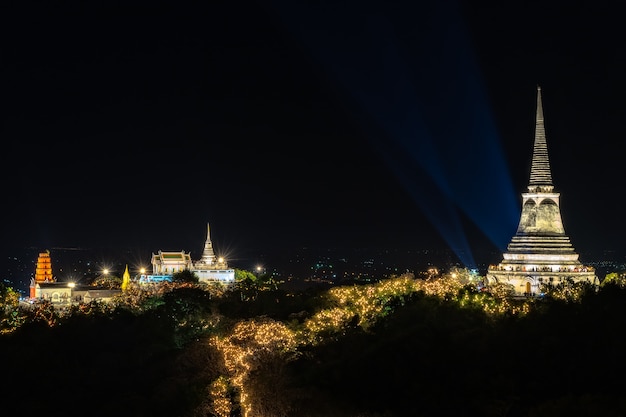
[3, 0, 626, 270]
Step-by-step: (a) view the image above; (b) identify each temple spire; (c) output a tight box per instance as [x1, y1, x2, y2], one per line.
[528, 85, 553, 189]
[121, 264, 130, 291]
[199, 222, 216, 264]
[485, 87, 598, 296]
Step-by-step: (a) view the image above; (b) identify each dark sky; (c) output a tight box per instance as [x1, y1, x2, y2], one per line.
[2, 0, 625, 268]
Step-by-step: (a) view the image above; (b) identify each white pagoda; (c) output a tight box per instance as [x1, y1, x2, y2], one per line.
[485, 86, 598, 296]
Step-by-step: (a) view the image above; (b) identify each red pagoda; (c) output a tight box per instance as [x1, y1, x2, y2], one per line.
[30, 250, 55, 298]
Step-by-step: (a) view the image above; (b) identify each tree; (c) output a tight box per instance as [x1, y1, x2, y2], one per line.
[234, 269, 260, 301]
[0, 283, 20, 309]
[601, 271, 626, 287]
[172, 269, 200, 284]
[93, 274, 122, 289]
[485, 282, 516, 299]
[0, 283, 23, 334]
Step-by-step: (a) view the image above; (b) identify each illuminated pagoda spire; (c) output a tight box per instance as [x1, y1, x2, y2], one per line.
[198, 222, 217, 265]
[188, 222, 233, 283]
[513, 85, 565, 237]
[528, 85, 553, 190]
[486, 86, 597, 296]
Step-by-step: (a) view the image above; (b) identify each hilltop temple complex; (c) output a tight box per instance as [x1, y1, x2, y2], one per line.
[27, 222, 234, 304]
[140, 222, 235, 285]
[485, 86, 598, 296]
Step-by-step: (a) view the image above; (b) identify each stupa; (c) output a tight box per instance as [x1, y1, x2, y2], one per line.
[485, 86, 597, 296]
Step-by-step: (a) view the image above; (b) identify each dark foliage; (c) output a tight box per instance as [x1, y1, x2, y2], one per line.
[3, 284, 626, 416]
[216, 286, 328, 321]
[0, 307, 199, 417]
[286, 288, 626, 417]
[172, 269, 200, 284]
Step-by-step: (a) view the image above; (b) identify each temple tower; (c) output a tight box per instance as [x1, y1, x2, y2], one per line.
[198, 222, 217, 265]
[486, 86, 597, 296]
[191, 222, 234, 283]
[30, 250, 55, 298]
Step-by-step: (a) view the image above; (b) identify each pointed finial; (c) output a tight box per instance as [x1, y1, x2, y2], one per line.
[528, 86, 553, 188]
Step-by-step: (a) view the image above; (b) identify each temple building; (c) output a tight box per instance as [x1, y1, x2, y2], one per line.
[28, 250, 120, 303]
[485, 86, 598, 296]
[141, 223, 235, 285]
[190, 223, 235, 284]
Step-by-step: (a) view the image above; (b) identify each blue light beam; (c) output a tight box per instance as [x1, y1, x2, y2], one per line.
[269, 0, 520, 267]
